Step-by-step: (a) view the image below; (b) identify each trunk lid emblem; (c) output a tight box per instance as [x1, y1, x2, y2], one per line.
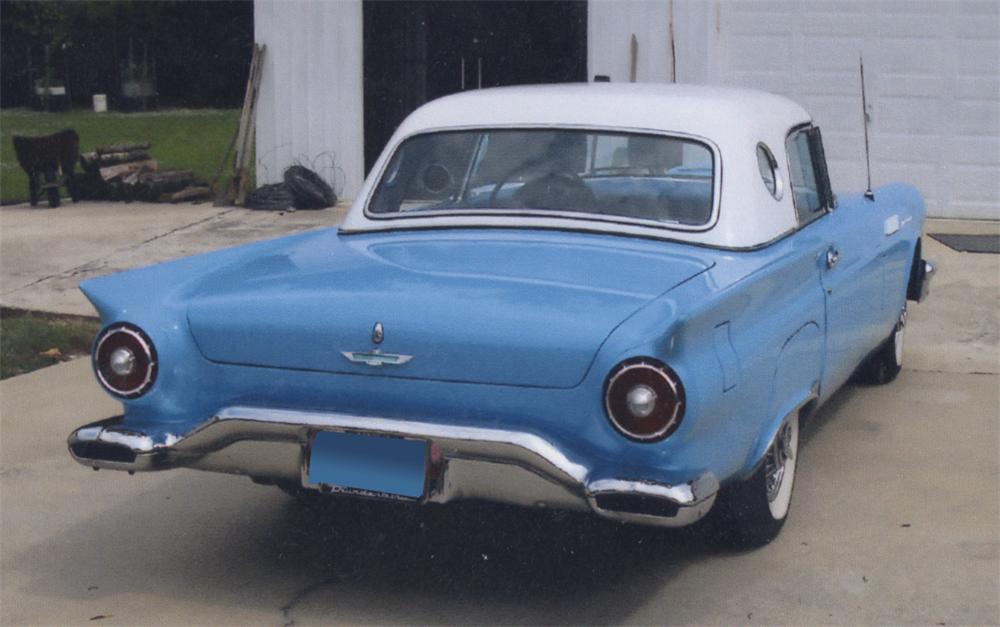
[343, 322, 410, 366]
[341, 350, 412, 367]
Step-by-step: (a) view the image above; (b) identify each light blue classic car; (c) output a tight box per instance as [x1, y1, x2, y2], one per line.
[70, 84, 934, 546]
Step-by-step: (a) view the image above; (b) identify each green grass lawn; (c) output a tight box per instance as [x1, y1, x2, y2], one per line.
[1, 108, 240, 204]
[0, 308, 100, 379]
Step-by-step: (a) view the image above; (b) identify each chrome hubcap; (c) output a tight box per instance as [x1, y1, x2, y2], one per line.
[894, 309, 906, 367]
[766, 422, 794, 502]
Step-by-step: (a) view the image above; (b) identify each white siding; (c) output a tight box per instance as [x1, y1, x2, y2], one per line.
[588, 0, 720, 85]
[589, 1, 675, 82]
[254, 0, 364, 200]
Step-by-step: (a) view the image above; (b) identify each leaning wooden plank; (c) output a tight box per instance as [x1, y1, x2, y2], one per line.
[232, 46, 263, 179]
[218, 43, 264, 206]
[235, 44, 266, 206]
[100, 159, 159, 181]
[235, 112, 258, 206]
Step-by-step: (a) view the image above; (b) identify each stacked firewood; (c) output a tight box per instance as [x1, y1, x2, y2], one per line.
[78, 142, 212, 203]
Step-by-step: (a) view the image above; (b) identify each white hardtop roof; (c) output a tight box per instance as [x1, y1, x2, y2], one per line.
[343, 84, 815, 249]
[396, 83, 811, 141]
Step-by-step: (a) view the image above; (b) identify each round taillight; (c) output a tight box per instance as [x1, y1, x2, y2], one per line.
[604, 359, 685, 442]
[94, 324, 157, 398]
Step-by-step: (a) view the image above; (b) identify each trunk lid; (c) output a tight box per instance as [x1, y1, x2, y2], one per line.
[186, 231, 711, 388]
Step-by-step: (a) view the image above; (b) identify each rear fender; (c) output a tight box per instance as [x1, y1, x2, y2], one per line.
[739, 321, 822, 480]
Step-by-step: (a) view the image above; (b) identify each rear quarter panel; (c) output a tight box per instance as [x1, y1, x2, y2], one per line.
[592, 232, 828, 484]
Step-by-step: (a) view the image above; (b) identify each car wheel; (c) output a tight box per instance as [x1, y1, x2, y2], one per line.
[858, 308, 906, 385]
[713, 414, 799, 548]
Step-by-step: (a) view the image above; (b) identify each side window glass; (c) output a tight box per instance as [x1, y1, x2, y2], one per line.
[786, 130, 824, 224]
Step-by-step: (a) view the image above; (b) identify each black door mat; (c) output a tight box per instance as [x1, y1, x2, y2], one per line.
[929, 233, 1000, 254]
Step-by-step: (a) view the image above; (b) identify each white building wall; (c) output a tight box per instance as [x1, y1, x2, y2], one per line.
[254, 0, 997, 217]
[588, 1, 675, 82]
[588, 0, 719, 84]
[254, 0, 364, 200]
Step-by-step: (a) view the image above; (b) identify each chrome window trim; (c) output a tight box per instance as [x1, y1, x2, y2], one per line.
[785, 123, 830, 229]
[361, 124, 724, 235]
[756, 141, 784, 201]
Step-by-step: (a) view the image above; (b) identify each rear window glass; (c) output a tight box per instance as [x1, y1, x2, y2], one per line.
[368, 129, 715, 227]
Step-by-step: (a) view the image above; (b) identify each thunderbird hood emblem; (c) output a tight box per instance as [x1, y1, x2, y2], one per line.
[343, 322, 411, 366]
[341, 350, 412, 367]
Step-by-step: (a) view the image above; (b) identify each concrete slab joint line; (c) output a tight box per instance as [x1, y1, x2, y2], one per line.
[0, 209, 233, 297]
[280, 578, 339, 627]
[0, 200, 348, 316]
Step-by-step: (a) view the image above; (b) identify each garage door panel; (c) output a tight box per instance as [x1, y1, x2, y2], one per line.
[945, 137, 1000, 167]
[876, 13, 948, 38]
[881, 163, 940, 200]
[726, 71, 793, 96]
[798, 72, 863, 98]
[951, 166, 1000, 207]
[953, 101, 998, 136]
[954, 77, 1000, 101]
[876, 96, 942, 134]
[956, 3, 1000, 38]
[799, 96, 861, 133]
[803, 36, 866, 72]
[799, 10, 867, 36]
[956, 40, 999, 76]
[728, 34, 794, 72]
[878, 75, 945, 99]
[879, 0, 946, 16]
[714, 1, 997, 218]
[877, 39, 943, 75]
[726, 3, 796, 31]
[877, 135, 945, 164]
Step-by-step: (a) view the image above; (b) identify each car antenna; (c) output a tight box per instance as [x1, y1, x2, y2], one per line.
[860, 54, 875, 201]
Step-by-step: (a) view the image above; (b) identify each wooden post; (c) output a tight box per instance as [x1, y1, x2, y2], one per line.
[216, 43, 266, 207]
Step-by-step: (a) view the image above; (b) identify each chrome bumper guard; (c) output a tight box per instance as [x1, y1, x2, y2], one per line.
[68, 407, 718, 528]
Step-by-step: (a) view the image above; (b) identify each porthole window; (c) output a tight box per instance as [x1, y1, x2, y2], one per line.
[756, 143, 783, 200]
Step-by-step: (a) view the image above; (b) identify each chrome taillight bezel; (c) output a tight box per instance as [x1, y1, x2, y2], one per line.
[93, 323, 157, 399]
[603, 358, 685, 442]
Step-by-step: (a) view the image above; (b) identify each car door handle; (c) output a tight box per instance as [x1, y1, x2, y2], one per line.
[826, 247, 840, 269]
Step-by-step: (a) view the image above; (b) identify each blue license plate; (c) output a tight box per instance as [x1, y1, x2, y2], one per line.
[307, 431, 427, 499]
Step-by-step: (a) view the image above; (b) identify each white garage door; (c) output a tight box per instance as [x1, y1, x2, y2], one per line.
[714, 1, 999, 220]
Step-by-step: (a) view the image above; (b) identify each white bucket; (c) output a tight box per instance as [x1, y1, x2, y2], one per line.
[92, 94, 108, 113]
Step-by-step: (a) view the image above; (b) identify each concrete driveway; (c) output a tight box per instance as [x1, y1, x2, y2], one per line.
[0, 207, 997, 625]
[0, 200, 347, 316]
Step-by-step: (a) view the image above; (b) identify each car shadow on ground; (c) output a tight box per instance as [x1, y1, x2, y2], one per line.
[15, 387, 858, 624]
[14, 472, 739, 623]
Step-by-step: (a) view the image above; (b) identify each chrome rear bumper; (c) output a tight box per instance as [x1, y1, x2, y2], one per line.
[68, 407, 718, 528]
